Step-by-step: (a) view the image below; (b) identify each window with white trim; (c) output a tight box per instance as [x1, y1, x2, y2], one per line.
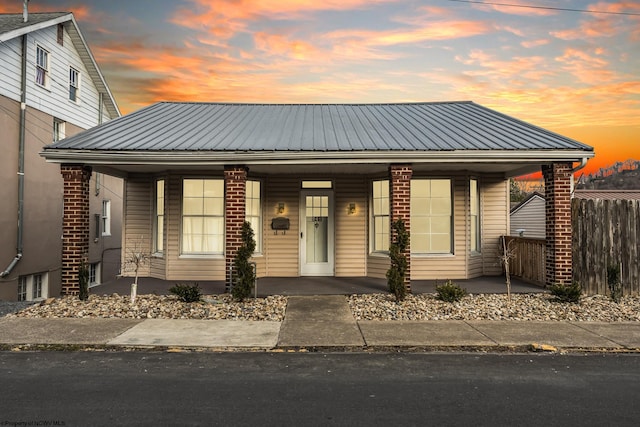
[35, 45, 49, 87]
[101, 200, 111, 236]
[182, 179, 224, 254]
[69, 67, 80, 101]
[89, 262, 100, 287]
[245, 180, 262, 253]
[17, 273, 48, 301]
[155, 179, 165, 253]
[18, 277, 27, 301]
[32, 274, 43, 299]
[411, 179, 452, 254]
[53, 118, 65, 142]
[371, 179, 390, 253]
[470, 178, 480, 252]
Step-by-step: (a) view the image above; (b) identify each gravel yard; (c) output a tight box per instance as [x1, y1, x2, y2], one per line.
[4, 291, 640, 322]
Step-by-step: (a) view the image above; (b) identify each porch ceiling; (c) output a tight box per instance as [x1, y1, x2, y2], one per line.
[88, 158, 551, 178]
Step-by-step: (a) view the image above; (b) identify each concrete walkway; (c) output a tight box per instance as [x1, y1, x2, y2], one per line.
[2, 296, 640, 352]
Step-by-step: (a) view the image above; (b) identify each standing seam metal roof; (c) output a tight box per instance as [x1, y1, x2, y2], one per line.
[47, 101, 594, 152]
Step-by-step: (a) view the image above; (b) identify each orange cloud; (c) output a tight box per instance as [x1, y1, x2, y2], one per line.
[469, 0, 557, 16]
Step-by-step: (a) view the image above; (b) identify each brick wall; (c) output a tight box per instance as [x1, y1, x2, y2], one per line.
[543, 162, 573, 286]
[60, 165, 92, 295]
[389, 164, 412, 291]
[224, 166, 247, 289]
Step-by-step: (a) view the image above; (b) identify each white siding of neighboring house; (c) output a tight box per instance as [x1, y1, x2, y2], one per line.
[0, 25, 109, 129]
[510, 195, 545, 239]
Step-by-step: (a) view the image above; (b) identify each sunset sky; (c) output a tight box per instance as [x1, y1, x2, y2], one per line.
[1, 0, 638, 174]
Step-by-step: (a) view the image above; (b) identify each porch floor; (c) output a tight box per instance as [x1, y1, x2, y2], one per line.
[94, 276, 545, 297]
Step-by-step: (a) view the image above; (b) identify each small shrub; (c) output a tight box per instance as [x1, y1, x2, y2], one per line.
[549, 282, 582, 303]
[607, 264, 622, 303]
[387, 219, 409, 302]
[435, 280, 467, 303]
[78, 258, 89, 301]
[232, 221, 256, 301]
[169, 283, 202, 303]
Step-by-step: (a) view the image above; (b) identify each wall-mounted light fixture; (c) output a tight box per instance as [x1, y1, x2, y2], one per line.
[348, 203, 356, 215]
[278, 202, 285, 214]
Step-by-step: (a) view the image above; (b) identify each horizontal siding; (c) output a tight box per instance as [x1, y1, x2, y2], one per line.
[510, 197, 545, 239]
[481, 175, 509, 275]
[121, 176, 152, 278]
[264, 176, 300, 277]
[0, 37, 23, 101]
[335, 177, 367, 276]
[367, 255, 389, 278]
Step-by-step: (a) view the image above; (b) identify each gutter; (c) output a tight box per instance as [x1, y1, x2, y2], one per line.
[1, 34, 27, 278]
[40, 148, 596, 166]
[572, 157, 589, 172]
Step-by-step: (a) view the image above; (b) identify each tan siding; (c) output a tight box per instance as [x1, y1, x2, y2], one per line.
[164, 174, 225, 281]
[510, 196, 545, 239]
[122, 176, 152, 278]
[481, 174, 509, 275]
[335, 177, 367, 276]
[264, 176, 300, 277]
[411, 175, 467, 280]
[367, 255, 389, 278]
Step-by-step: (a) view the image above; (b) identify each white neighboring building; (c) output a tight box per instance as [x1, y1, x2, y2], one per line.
[510, 192, 545, 239]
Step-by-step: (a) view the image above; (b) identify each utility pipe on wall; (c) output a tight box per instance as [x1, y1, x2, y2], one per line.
[1, 34, 27, 278]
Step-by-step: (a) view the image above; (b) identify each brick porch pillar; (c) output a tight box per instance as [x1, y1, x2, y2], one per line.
[543, 162, 573, 287]
[390, 164, 412, 292]
[60, 165, 92, 295]
[224, 166, 247, 290]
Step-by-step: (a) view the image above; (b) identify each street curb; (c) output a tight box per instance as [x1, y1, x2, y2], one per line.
[3, 343, 639, 354]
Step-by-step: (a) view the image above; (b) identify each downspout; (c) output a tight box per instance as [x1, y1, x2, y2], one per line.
[569, 158, 589, 195]
[1, 34, 28, 278]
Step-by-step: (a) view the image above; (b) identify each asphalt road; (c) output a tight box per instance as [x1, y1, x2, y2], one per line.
[1, 352, 639, 426]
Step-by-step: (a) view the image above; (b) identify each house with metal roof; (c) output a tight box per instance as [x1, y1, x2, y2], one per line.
[41, 101, 594, 294]
[0, 10, 121, 301]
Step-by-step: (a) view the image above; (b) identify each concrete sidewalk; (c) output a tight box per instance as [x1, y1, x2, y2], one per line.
[1, 296, 640, 352]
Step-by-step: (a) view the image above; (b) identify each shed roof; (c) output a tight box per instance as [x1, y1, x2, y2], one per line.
[0, 12, 120, 119]
[573, 190, 640, 201]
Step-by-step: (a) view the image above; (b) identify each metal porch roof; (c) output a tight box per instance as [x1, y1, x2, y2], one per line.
[47, 101, 593, 153]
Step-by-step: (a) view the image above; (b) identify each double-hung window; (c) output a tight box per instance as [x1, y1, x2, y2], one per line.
[155, 179, 165, 253]
[101, 200, 111, 236]
[32, 274, 43, 299]
[69, 67, 80, 101]
[182, 179, 224, 254]
[411, 179, 452, 254]
[36, 45, 49, 87]
[245, 180, 262, 253]
[371, 180, 390, 252]
[18, 277, 27, 301]
[53, 118, 65, 142]
[470, 179, 480, 252]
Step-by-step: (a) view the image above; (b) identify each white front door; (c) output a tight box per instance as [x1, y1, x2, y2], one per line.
[300, 191, 334, 276]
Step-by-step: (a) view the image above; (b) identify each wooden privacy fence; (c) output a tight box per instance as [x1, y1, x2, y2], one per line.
[503, 236, 545, 286]
[573, 198, 640, 296]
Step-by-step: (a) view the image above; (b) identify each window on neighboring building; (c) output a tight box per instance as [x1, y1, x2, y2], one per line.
[57, 24, 64, 45]
[155, 179, 165, 253]
[35, 45, 49, 87]
[470, 178, 480, 252]
[371, 179, 390, 253]
[411, 179, 452, 254]
[182, 179, 224, 254]
[18, 277, 27, 302]
[101, 200, 111, 236]
[17, 273, 48, 301]
[32, 274, 42, 299]
[53, 118, 65, 142]
[89, 263, 100, 287]
[246, 180, 262, 253]
[69, 67, 80, 102]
